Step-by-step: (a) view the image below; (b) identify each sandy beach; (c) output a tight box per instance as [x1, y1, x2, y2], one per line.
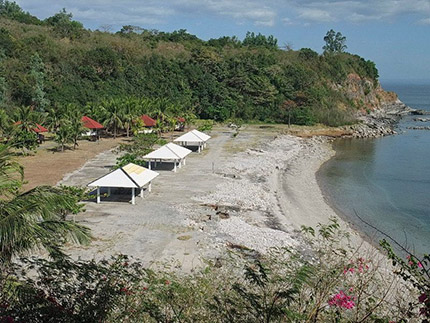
[60, 125, 376, 270]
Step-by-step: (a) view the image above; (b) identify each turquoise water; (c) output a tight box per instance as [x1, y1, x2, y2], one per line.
[319, 81, 430, 256]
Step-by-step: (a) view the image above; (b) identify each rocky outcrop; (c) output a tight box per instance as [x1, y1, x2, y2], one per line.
[337, 74, 413, 138]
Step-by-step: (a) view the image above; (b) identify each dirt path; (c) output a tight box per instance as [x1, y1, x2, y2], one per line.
[18, 137, 128, 191]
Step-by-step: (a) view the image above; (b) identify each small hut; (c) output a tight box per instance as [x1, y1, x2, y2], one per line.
[143, 143, 192, 172]
[88, 163, 159, 205]
[139, 115, 157, 134]
[14, 121, 48, 143]
[82, 116, 104, 140]
[174, 129, 211, 153]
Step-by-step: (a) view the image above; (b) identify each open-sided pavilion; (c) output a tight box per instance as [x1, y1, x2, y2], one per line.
[143, 143, 192, 172]
[87, 163, 159, 205]
[173, 129, 211, 153]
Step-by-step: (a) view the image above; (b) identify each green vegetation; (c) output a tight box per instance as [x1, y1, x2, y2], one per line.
[0, 144, 90, 265]
[1, 219, 428, 322]
[0, 2, 380, 134]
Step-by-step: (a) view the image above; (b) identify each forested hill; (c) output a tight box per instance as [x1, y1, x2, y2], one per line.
[0, 2, 392, 126]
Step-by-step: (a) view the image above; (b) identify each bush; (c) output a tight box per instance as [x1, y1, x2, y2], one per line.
[0, 219, 420, 322]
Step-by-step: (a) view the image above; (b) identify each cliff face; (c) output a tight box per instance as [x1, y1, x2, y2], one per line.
[342, 73, 398, 111]
[339, 73, 411, 138]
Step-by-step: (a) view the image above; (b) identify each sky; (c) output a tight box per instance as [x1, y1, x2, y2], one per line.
[15, 0, 430, 82]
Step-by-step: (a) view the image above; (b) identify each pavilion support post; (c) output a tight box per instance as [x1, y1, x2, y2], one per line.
[148, 182, 152, 192]
[178, 159, 182, 168]
[198, 145, 201, 153]
[107, 187, 111, 197]
[173, 161, 177, 172]
[131, 187, 135, 205]
[148, 161, 151, 170]
[183, 158, 186, 166]
[140, 187, 144, 198]
[97, 187, 101, 204]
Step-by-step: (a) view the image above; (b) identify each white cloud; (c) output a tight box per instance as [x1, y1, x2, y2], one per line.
[418, 17, 430, 24]
[14, 0, 430, 28]
[298, 8, 333, 22]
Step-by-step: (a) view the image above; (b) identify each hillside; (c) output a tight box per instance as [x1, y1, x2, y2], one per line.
[0, 4, 397, 127]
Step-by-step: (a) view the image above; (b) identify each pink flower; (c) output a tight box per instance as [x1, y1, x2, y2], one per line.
[328, 291, 356, 309]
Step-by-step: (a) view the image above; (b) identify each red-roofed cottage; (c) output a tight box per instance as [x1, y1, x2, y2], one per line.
[82, 116, 104, 140]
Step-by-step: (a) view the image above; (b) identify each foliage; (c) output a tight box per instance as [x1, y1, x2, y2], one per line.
[197, 120, 214, 132]
[0, 1, 41, 25]
[29, 53, 49, 112]
[0, 144, 22, 197]
[0, 219, 420, 322]
[0, 146, 91, 265]
[323, 29, 347, 54]
[0, 7, 380, 128]
[44, 8, 84, 39]
[0, 185, 90, 264]
[243, 31, 278, 49]
[380, 240, 430, 320]
[115, 133, 164, 168]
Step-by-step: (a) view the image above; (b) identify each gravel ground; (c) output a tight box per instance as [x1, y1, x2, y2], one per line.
[59, 125, 370, 271]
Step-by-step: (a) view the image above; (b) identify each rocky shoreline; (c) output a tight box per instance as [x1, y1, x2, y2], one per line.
[344, 100, 413, 138]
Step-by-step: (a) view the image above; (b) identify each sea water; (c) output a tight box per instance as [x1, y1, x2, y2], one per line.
[319, 81, 430, 256]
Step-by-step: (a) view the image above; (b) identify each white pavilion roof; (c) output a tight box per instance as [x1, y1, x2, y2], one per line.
[143, 143, 192, 160]
[191, 129, 211, 141]
[88, 163, 159, 188]
[174, 130, 211, 143]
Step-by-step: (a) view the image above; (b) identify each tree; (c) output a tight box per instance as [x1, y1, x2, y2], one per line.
[243, 32, 278, 49]
[30, 53, 49, 112]
[55, 119, 73, 152]
[100, 99, 124, 139]
[282, 99, 297, 127]
[0, 186, 90, 264]
[0, 146, 91, 265]
[63, 104, 84, 149]
[323, 29, 347, 54]
[44, 8, 84, 39]
[11, 106, 39, 154]
[0, 144, 22, 197]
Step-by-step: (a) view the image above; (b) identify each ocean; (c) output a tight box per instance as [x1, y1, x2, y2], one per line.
[318, 81, 430, 256]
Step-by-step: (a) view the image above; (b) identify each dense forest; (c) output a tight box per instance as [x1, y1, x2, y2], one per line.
[0, 1, 380, 129]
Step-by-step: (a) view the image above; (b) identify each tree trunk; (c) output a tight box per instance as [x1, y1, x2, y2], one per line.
[288, 111, 291, 128]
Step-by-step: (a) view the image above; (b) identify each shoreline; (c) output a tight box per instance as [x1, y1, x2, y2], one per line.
[315, 141, 388, 252]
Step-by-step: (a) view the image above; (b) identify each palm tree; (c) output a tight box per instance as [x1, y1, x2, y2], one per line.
[122, 97, 138, 137]
[0, 109, 11, 139]
[55, 119, 73, 152]
[0, 146, 91, 265]
[11, 106, 39, 154]
[101, 99, 124, 139]
[64, 104, 84, 149]
[0, 144, 23, 197]
[0, 186, 91, 264]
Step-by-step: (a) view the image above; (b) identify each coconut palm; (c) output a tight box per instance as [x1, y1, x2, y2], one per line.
[55, 119, 73, 152]
[0, 109, 11, 139]
[64, 104, 84, 149]
[122, 97, 138, 137]
[0, 146, 91, 265]
[0, 144, 23, 197]
[101, 99, 124, 139]
[0, 185, 91, 264]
